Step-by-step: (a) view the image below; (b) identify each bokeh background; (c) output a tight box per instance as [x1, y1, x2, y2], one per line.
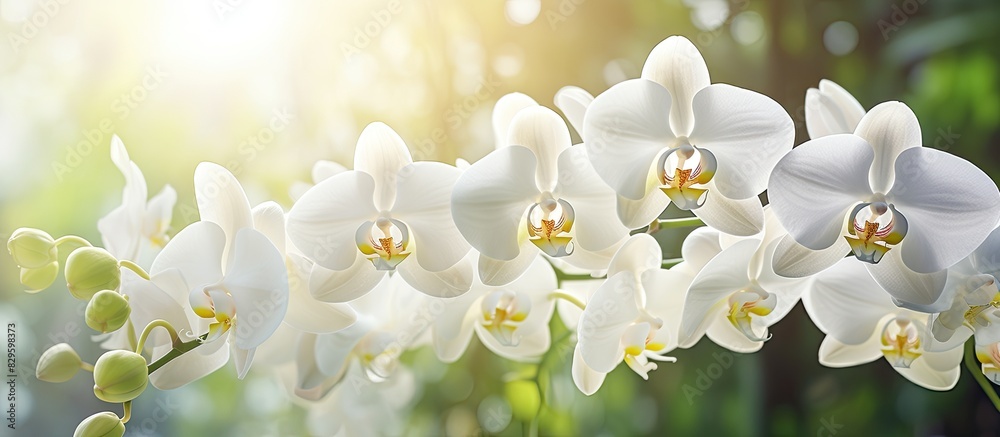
[2, 0, 999, 435]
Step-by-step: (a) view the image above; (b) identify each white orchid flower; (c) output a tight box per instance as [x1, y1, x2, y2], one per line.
[97, 135, 176, 264]
[452, 105, 629, 286]
[295, 275, 429, 400]
[923, 228, 1000, 355]
[287, 122, 473, 298]
[678, 209, 808, 352]
[582, 36, 794, 235]
[572, 234, 685, 395]
[431, 254, 557, 363]
[769, 101, 1000, 310]
[804, 258, 964, 391]
[306, 361, 417, 437]
[805, 79, 866, 139]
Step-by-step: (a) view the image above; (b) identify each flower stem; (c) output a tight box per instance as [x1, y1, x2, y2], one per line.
[121, 401, 132, 424]
[965, 338, 1000, 412]
[53, 235, 92, 250]
[657, 217, 704, 228]
[135, 319, 179, 354]
[80, 362, 94, 372]
[661, 257, 684, 268]
[118, 260, 150, 281]
[147, 333, 209, 375]
[548, 291, 586, 311]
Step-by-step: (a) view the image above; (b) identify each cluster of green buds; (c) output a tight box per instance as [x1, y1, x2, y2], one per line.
[74, 411, 126, 437]
[7, 228, 60, 291]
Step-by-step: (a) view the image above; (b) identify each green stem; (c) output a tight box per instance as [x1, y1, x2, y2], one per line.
[80, 362, 94, 372]
[121, 401, 132, 424]
[135, 320, 179, 354]
[118, 260, 150, 281]
[657, 217, 704, 228]
[53, 235, 92, 250]
[549, 291, 586, 311]
[965, 338, 1000, 412]
[147, 333, 209, 375]
[661, 257, 684, 268]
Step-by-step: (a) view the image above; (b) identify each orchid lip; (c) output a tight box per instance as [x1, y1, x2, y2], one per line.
[656, 142, 717, 210]
[880, 317, 923, 368]
[725, 288, 775, 342]
[480, 290, 530, 347]
[976, 342, 1000, 385]
[526, 195, 575, 258]
[621, 322, 675, 379]
[355, 216, 412, 271]
[844, 201, 908, 264]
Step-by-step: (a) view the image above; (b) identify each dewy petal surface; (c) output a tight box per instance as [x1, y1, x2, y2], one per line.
[805, 79, 865, 139]
[452, 145, 540, 261]
[583, 79, 676, 200]
[507, 106, 572, 192]
[688, 84, 794, 200]
[286, 171, 379, 270]
[353, 122, 414, 211]
[224, 228, 289, 350]
[492, 92, 539, 149]
[554, 86, 594, 137]
[854, 101, 921, 193]
[888, 146, 1000, 273]
[768, 134, 874, 250]
[640, 35, 710, 136]
[392, 162, 469, 272]
[194, 162, 253, 267]
[554, 146, 629, 251]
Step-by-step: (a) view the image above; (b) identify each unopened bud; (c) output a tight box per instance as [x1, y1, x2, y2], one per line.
[20, 262, 59, 292]
[65, 247, 121, 300]
[93, 350, 148, 403]
[7, 228, 57, 269]
[36, 343, 82, 383]
[74, 411, 125, 437]
[86, 291, 131, 333]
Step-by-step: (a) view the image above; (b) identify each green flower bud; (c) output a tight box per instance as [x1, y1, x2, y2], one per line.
[7, 228, 57, 269]
[65, 247, 121, 301]
[504, 379, 541, 422]
[74, 411, 125, 437]
[20, 262, 59, 292]
[36, 343, 82, 383]
[93, 350, 148, 403]
[86, 291, 131, 333]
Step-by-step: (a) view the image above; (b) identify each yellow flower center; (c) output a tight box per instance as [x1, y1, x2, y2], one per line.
[880, 317, 922, 368]
[726, 288, 776, 342]
[480, 290, 530, 346]
[356, 216, 412, 270]
[844, 201, 907, 264]
[526, 195, 575, 257]
[656, 142, 717, 210]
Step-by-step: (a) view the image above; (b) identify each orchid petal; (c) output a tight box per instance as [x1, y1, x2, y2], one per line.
[353, 122, 413, 211]
[492, 92, 539, 149]
[251, 201, 286, 255]
[805, 79, 865, 139]
[452, 145, 540, 261]
[286, 264, 358, 334]
[287, 171, 379, 270]
[771, 234, 848, 278]
[232, 346, 256, 379]
[640, 36, 709, 136]
[313, 160, 348, 184]
[817, 335, 881, 368]
[477, 241, 540, 286]
[555, 146, 630, 251]
[896, 349, 962, 391]
[768, 134, 874, 250]
[706, 320, 764, 353]
[607, 234, 662, 278]
[150, 221, 225, 291]
[688, 84, 794, 200]
[616, 192, 670, 229]
[854, 101, 921, 193]
[865, 250, 948, 311]
[397, 254, 474, 298]
[679, 239, 757, 346]
[572, 348, 607, 396]
[691, 181, 764, 236]
[888, 146, 1000, 273]
[583, 79, 675, 200]
[194, 162, 253, 267]
[578, 272, 640, 373]
[431, 291, 479, 363]
[554, 86, 594, 136]
[803, 259, 896, 344]
[391, 162, 469, 272]
[224, 228, 289, 350]
[508, 106, 572, 192]
[680, 226, 723, 272]
[309, 253, 386, 303]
